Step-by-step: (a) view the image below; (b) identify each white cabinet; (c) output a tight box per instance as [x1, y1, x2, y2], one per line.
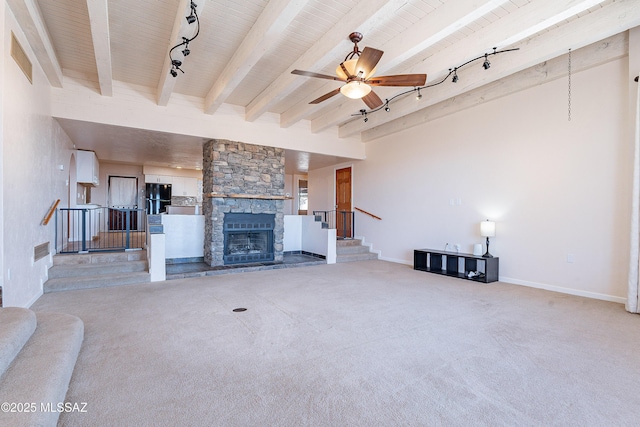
[145, 174, 173, 184]
[172, 177, 198, 196]
[76, 150, 99, 186]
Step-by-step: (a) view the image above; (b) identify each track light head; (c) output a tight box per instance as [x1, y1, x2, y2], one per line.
[364, 117, 368, 122]
[416, 89, 422, 100]
[483, 54, 490, 70]
[172, 59, 182, 67]
[170, 68, 177, 77]
[186, 14, 196, 24]
[384, 102, 390, 112]
[452, 74, 458, 83]
[182, 48, 190, 56]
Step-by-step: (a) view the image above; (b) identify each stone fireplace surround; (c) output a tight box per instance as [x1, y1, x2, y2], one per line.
[203, 139, 285, 267]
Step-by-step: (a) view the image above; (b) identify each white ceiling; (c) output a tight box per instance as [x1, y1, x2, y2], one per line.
[9, 0, 640, 173]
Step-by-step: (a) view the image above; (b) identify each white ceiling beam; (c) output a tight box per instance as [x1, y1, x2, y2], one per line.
[204, 0, 310, 115]
[156, 0, 208, 106]
[363, 33, 628, 142]
[244, 0, 409, 122]
[86, 0, 112, 96]
[316, 0, 609, 134]
[337, 0, 640, 138]
[280, 0, 510, 128]
[7, 0, 63, 87]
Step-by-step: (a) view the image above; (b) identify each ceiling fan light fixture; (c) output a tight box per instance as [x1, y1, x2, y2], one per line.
[336, 59, 376, 80]
[340, 81, 371, 99]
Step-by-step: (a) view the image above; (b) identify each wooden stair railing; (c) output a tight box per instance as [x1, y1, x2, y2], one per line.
[42, 199, 60, 225]
[354, 207, 382, 221]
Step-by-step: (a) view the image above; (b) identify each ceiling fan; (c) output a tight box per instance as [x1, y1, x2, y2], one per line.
[291, 32, 427, 109]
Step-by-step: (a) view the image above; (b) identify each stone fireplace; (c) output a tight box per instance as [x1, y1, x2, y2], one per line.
[203, 139, 285, 267]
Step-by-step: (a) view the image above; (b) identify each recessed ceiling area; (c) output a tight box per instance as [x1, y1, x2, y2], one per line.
[55, 118, 353, 175]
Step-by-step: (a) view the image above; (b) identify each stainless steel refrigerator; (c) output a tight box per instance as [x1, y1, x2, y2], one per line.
[146, 183, 172, 214]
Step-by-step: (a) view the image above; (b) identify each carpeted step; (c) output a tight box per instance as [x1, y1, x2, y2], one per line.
[0, 308, 37, 380]
[336, 239, 363, 247]
[53, 250, 146, 266]
[48, 260, 148, 279]
[336, 244, 373, 255]
[336, 252, 379, 263]
[44, 271, 151, 293]
[0, 311, 83, 427]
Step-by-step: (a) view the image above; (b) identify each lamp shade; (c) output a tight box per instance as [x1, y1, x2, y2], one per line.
[480, 220, 496, 237]
[340, 81, 372, 99]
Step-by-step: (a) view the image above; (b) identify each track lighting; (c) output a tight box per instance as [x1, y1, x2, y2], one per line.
[351, 47, 518, 120]
[169, 2, 200, 78]
[186, 2, 197, 24]
[482, 54, 490, 70]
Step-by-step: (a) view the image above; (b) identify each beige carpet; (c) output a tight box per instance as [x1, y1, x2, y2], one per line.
[32, 260, 640, 426]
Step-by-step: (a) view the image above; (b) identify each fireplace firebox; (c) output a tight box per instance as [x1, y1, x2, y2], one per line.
[223, 213, 275, 265]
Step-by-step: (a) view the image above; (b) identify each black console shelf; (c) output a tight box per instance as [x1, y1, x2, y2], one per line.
[414, 249, 499, 283]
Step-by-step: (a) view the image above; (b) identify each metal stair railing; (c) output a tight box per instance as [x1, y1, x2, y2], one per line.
[55, 207, 146, 253]
[312, 210, 354, 239]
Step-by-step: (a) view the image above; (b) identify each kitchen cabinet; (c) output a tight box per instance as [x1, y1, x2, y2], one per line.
[144, 174, 173, 184]
[172, 177, 199, 197]
[76, 150, 99, 186]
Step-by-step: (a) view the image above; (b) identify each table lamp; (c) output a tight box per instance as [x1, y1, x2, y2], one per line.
[480, 220, 495, 258]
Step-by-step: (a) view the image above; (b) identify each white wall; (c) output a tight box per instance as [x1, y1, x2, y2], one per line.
[2, 7, 75, 307]
[310, 57, 632, 302]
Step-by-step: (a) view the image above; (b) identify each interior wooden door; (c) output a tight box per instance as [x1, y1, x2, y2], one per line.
[335, 167, 352, 238]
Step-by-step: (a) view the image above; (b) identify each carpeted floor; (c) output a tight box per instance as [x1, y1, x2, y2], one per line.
[32, 260, 640, 426]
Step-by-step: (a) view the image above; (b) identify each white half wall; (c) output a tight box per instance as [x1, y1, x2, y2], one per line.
[309, 56, 633, 303]
[161, 214, 205, 259]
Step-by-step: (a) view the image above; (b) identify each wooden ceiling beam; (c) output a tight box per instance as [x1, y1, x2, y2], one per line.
[86, 0, 112, 96]
[156, 0, 208, 106]
[362, 32, 628, 142]
[280, 0, 511, 128]
[318, 0, 610, 135]
[337, 0, 640, 139]
[203, 0, 310, 115]
[243, 0, 408, 123]
[7, 0, 63, 87]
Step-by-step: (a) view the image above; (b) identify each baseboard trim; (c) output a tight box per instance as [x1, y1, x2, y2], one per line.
[381, 257, 627, 304]
[500, 276, 627, 304]
[25, 290, 43, 309]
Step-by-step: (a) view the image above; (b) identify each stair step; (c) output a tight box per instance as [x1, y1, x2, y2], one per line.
[44, 271, 151, 293]
[0, 311, 83, 427]
[336, 252, 379, 263]
[336, 244, 372, 255]
[53, 250, 146, 266]
[0, 308, 37, 379]
[336, 239, 363, 247]
[48, 260, 148, 279]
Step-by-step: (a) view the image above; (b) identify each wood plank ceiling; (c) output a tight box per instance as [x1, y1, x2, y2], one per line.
[7, 0, 640, 171]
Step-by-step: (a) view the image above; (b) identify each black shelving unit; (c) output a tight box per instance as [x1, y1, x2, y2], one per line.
[413, 249, 499, 283]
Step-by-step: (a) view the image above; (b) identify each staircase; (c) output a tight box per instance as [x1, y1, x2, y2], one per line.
[0, 307, 83, 426]
[45, 250, 150, 293]
[336, 238, 378, 263]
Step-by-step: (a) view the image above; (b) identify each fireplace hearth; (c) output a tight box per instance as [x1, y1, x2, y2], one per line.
[223, 213, 275, 265]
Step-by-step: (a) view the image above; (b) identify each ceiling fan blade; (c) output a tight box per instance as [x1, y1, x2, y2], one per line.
[310, 88, 342, 104]
[356, 47, 383, 78]
[367, 74, 427, 87]
[291, 69, 345, 82]
[362, 90, 383, 110]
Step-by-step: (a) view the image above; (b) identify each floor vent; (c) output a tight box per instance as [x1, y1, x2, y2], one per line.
[34, 242, 50, 262]
[11, 31, 32, 84]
